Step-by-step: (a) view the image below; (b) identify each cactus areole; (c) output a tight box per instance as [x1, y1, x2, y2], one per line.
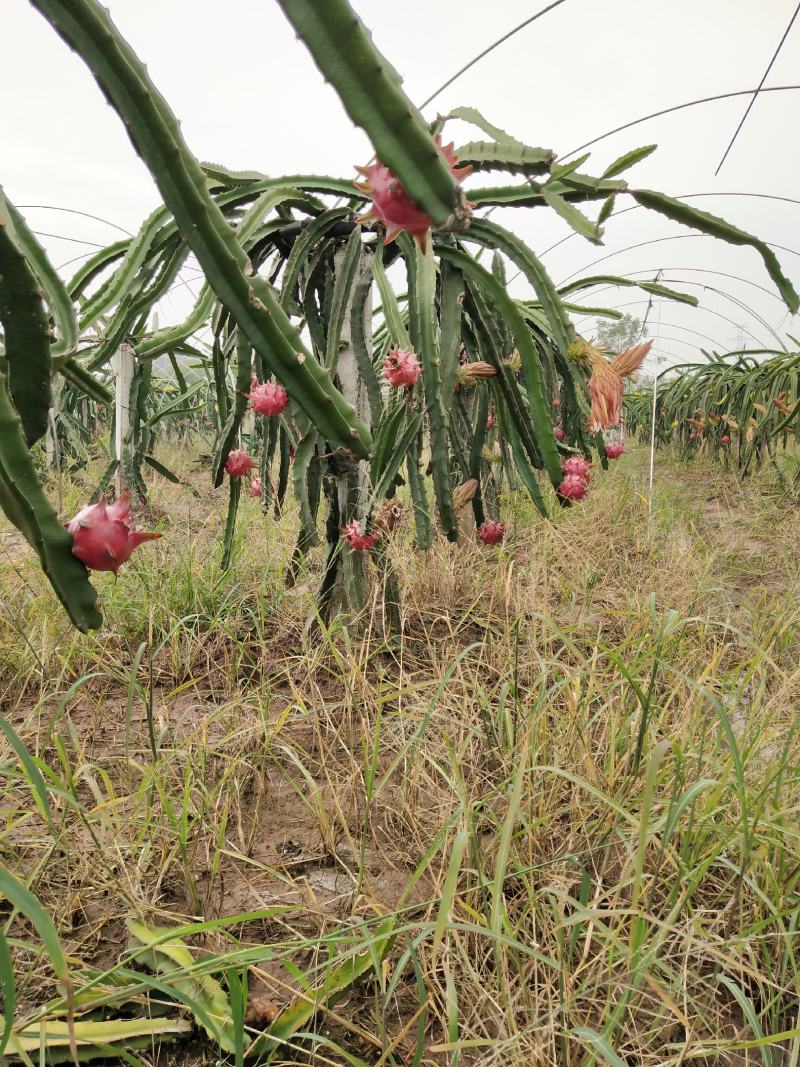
[355, 138, 472, 251]
[68, 494, 159, 573]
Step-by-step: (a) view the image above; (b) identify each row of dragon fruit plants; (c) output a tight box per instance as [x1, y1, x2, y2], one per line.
[2, 0, 797, 632]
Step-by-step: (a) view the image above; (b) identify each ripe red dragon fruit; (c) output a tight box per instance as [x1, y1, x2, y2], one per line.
[485, 414, 496, 432]
[554, 426, 565, 442]
[354, 137, 472, 252]
[557, 474, 589, 501]
[341, 519, 378, 552]
[383, 348, 421, 388]
[250, 376, 288, 416]
[477, 519, 505, 545]
[250, 477, 262, 498]
[224, 449, 253, 477]
[605, 441, 624, 460]
[688, 431, 701, 442]
[721, 434, 730, 445]
[68, 493, 159, 573]
[562, 455, 592, 479]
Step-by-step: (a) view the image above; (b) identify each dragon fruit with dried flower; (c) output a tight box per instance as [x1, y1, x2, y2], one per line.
[68, 493, 159, 573]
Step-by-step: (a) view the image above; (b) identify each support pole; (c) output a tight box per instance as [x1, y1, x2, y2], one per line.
[114, 341, 135, 497]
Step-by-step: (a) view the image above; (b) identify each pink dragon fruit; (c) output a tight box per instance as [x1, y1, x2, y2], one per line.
[250, 376, 288, 416]
[354, 137, 472, 252]
[562, 455, 592, 479]
[605, 441, 624, 460]
[721, 434, 730, 446]
[485, 414, 497, 432]
[477, 519, 505, 545]
[250, 477, 262, 497]
[341, 520, 378, 552]
[68, 493, 159, 573]
[224, 449, 253, 477]
[383, 348, 422, 388]
[557, 474, 589, 501]
[554, 426, 564, 441]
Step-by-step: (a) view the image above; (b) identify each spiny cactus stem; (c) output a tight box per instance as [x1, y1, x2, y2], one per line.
[31, 0, 372, 457]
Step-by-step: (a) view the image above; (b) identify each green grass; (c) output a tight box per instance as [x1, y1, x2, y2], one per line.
[1, 444, 799, 1065]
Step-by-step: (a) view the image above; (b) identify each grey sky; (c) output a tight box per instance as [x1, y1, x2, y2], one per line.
[4, 1, 800, 373]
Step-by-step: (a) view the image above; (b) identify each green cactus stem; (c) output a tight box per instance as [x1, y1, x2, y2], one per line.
[31, 0, 372, 459]
[0, 372, 101, 631]
[275, 0, 466, 230]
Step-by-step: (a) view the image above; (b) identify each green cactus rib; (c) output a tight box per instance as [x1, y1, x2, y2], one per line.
[0, 373, 101, 630]
[61, 358, 112, 404]
[409, 242, 458, 541]
[465, 283, 548, 490]
[558, 275, 698, 306]
[274, 0, 463, 229]
[78, 205, 168, 330]
[279, 208, 351, 312]
[445, 248, 562, 490]
[406, 433, 433, 550]
[212, 329, 251, 487]
[0, 205, 52, 445]
[32, 0, 371, 459]
[631, 188, 799, 313]
[68, 238, 129, 300]
[1, 191, 78, 362]
[459, 218, 575, 354]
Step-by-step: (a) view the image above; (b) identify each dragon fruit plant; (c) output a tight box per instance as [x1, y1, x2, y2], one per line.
[623, 349, 800, 477]
[2, 0, 797, 628]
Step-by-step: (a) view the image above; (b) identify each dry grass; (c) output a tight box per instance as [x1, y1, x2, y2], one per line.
[1, 444, 799, 1065]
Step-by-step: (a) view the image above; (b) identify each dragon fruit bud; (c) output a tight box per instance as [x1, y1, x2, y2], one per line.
[554, 426, 565, 442]
[453, 479, 478, 508]
[68, 493, 159, 573]
[562, 455, 592, 479]
[341, 519, 378, 552]
[504, 349, 522, 372]
[383, 348, 422, 388]
[456, 361, 497, 388]
[250, 477, 262, 497]
[485, 414, 496, 432]
[250, 376, 288, 416]
[552, 397, 560, 407]
[721, 435, 730, 445]
[605, 441, 624, 459]
[354, 137, 472, 252]
[224, 449, 253, 477]
[477, 519, 505, 545]
[557, 474, 589, 501]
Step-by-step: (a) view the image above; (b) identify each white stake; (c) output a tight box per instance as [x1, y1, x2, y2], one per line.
[647, 296, 663, 539]
[114, 341, 135, 497]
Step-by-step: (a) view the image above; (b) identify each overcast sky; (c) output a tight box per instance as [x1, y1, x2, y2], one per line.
[4, 0, 800, 374]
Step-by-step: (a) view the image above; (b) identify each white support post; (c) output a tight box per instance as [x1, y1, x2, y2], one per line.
[114, 341, 135, 497]
[646, 296, 664, 539]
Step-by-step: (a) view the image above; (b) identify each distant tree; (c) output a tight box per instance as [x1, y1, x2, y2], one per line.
[596, 313, 645, 354]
